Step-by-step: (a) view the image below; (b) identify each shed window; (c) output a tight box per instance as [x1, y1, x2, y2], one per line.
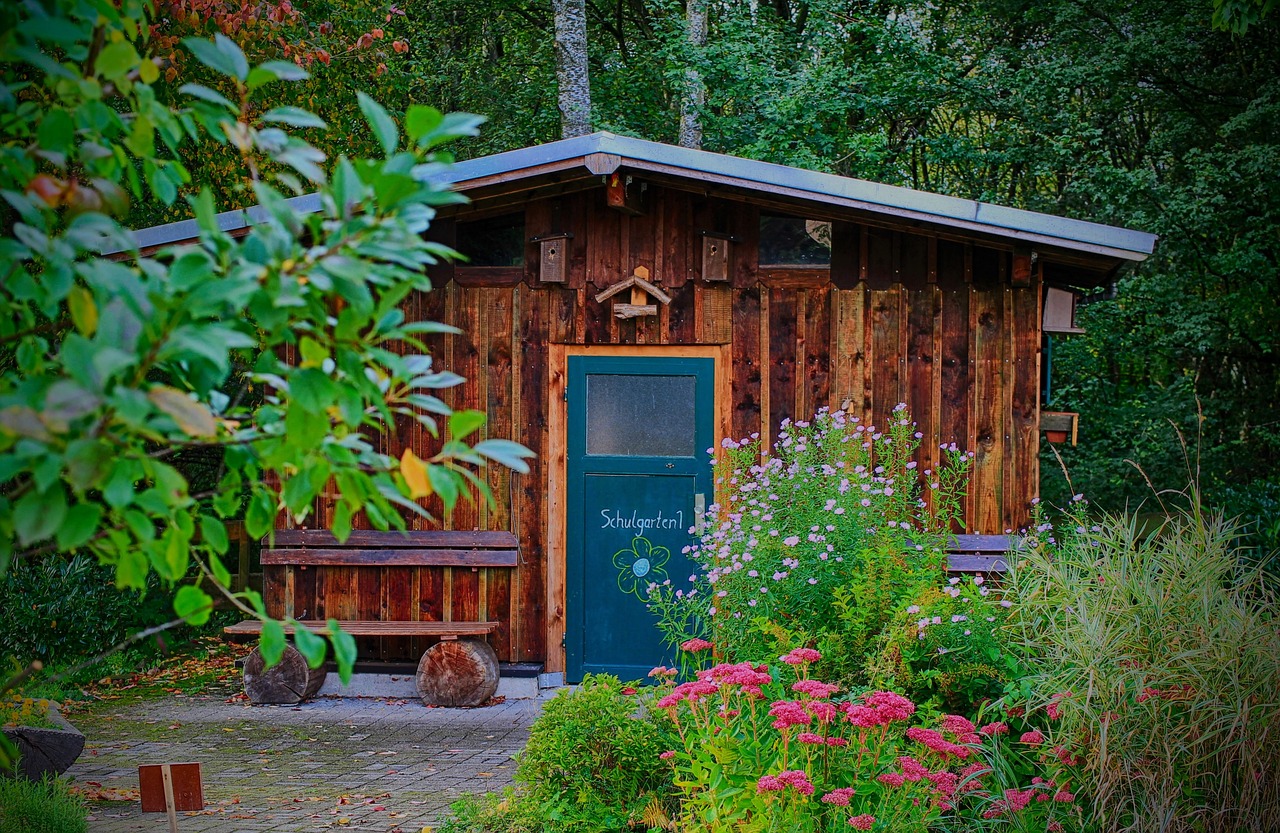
[455, 213, 525, 267]
[759, 215, 831, 266]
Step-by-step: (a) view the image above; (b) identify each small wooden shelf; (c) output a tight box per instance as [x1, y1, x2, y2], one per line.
[1041, 411, 1079, 446]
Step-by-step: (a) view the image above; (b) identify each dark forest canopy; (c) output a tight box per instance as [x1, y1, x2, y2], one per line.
[143, 0, 1279, 544]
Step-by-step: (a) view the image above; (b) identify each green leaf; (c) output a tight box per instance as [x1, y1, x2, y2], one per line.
[473, 439, 535, 474]
[332, 501, 353, 543]
[96, 41, 139, 81]
[244, 490, 275, 539]
[56, 503, 102, 550]
[37, 108, 75, 154]
[404, 105, 442, 143]
[209, 552, 231, 589]
[184, 34, 247, 81]
[328, 620, 357, 685]
[13, 485, 67, 546]
[116, 548, 148, 590]
[357, 91, 398, 156]
[261, 107, 326, 129]
[246, 60, 309, 90]
[427, 465, 460, 512]
[174, 585, 213, 626]
[448, 409, 487, 441]
[293, 624, 327, 669]
[67, 285, 97, 336]
[260, 619, 286, 667]
[178, 83, 236, 112]
[201, 516, 229, 554]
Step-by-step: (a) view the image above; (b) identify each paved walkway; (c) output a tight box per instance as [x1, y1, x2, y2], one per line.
[68, 694, 545, 832]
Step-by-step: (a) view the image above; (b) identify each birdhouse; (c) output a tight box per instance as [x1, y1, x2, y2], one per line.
[700, 231, 738, 282]
[532, 232, 573, 283]
[1044, 287, 1084, 334]
[594, 266, 671, 319]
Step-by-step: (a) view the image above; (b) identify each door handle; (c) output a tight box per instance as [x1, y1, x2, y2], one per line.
[694, 492, 706, 535]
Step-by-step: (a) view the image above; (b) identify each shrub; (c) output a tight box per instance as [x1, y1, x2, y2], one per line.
[650, 405, 972, 684]
[0, 554, 174, 668]
[0, 775, 87, 833]
[514, 675, 677, 832]
[1006, 501, 1280, 833]
[865, 575, 1022, 714]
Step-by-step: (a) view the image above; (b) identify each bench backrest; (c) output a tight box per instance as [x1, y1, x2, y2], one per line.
[263, 529, 519, 568]
[945, 534, 1011, 574]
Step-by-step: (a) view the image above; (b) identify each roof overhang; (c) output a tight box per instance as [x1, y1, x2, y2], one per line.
[112, 131, 1157, 263]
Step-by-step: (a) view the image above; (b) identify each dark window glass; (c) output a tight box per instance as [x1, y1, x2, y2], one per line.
[586, 374, 696, 457]
[455, 213, 525, 267]
[759, 215, 832, 266]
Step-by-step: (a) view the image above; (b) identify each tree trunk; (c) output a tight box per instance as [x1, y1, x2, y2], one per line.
[242, 645, 327, 704]
[416, 638, 500, 707]
[678, 0, 708, 149]
[552, 0, 592, 138]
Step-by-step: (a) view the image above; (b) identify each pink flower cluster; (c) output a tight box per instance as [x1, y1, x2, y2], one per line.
[820, 787, 854, 805]
[680, 638, 714, 653]
[781, 647, 822, 665]
[905, 727, 971, 760]
[792, 679, 839, 699]
[756, 769, 814, 795]
[844, 691, 916, 727]
[848, 813, 876, 829]
[981, 787, 1035, 819]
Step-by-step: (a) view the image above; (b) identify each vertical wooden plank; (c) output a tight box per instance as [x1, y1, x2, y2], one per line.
[484, 287, 516, 658]
[730, 201, 759, 290]
[804, 287, 831, 421]
[869, 286, 904, 427]
[866, 227, 895, 290]
[1007, 276, 1040, 533]
[418, 567, 445, 622]
[668, 282, 697, 345]
[831, 288, 867, 422]
[795, 291, 808, 419]
[545, 344, 567, 673]
[731, 285, 762, 443]
[908, 285, 941, 494]
[759, 290, 771, 442]
[356, 568, 382, 659]
[831, 222, 861, 290]
[292, 565, 317, 621]
[515, 287, 548, 662]
[663, 190, 691, 289]
[565, 191, 589, 290]
[325, 568, 357, 620]
[768, 288, 797, 436]
[263, 566, 286, 619]
[701, 284, 733, 344]
[970, 246, 1005, 534]
[382, 567, 413, 661]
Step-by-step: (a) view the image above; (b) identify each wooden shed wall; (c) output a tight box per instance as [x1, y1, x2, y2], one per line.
[272, 183, 1042, 666]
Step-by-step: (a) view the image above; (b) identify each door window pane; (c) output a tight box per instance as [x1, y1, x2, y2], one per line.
[759, 214, 832, 266]
[586, 374, 696, 456]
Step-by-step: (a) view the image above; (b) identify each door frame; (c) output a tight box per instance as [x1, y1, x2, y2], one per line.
[546, 344, 730, 674]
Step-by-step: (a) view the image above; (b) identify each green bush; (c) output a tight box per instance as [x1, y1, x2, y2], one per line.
[0, 554, 174, 668]
[0, 776, 87, 833]
[513, 675, 677, 832]
[1007, 502, 1280, 833]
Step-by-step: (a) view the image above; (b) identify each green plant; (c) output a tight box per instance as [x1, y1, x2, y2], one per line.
[0, 775, 87, 833]
[438, 788, 550, 833]
[0, 0, 531, 760]
[865, 576, 1022, 715]
[515, 674, 677, 832]
[0, 554, 174, 668]
[1006, 499, 1280, 833]
[649, 405, 971, 684]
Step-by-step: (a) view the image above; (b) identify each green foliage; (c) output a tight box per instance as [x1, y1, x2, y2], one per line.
[1006, 502, 1280, 832]
[866, 578, 1021, 715]
[0, 0, 529, 671]
[514, 675, 676, 832]
[0, 555, 173, 668]
[650, 405, 971, 685]
[0, 775, 87, 833]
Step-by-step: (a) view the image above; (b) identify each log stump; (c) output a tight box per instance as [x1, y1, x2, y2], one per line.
[243, 644, 327, 704]
[415, 638, 499, 707]
[3, 707, 84, 781]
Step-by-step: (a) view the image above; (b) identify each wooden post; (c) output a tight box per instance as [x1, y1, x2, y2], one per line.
[161, 764, 179, 833]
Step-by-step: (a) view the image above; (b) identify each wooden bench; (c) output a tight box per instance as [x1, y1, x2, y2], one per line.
[226, 529, 518, 707]
[945, 534, 1013, 574]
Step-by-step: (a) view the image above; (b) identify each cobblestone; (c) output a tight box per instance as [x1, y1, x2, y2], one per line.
[68, 694, 545, 832]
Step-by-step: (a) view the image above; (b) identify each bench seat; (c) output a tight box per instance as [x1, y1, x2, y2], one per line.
[225, 620, 499, 639]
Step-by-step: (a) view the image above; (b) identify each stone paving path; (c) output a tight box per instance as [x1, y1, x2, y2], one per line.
[67, 693, 545, 832]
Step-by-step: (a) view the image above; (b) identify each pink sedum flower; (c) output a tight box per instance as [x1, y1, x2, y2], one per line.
[848, 814, 876, 830]
[680, 638, 714, 653]
[781, 647, 822, 665]
[1020, 729, 1045, 746]
[821, 787, 854, 806]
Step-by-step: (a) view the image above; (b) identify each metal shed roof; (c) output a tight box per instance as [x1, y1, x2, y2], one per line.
[118, 131, 1157, 261]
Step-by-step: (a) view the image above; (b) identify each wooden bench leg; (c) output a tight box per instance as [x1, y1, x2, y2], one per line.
[243, 645, 327, 705]
[415, 638, 499, 707]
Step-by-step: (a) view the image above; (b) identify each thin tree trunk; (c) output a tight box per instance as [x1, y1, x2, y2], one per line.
[678, 0, 707, 149]
[552, 0, 592, 138]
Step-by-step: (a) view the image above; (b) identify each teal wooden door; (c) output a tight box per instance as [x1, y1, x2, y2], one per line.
[566, 355, 715, 683]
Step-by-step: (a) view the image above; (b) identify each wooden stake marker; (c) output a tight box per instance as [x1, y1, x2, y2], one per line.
[139, 762, 203, 832]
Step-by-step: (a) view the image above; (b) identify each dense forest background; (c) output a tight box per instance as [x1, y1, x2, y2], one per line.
[142, 0, 1279, 553]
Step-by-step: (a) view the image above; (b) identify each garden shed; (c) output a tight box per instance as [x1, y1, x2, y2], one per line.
[128, 132, 1156, 684]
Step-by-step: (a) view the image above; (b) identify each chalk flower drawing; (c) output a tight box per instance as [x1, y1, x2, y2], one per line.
[614, 536, 670, 597]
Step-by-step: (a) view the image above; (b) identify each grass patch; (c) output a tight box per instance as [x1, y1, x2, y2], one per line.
[0, 775, 87, 833]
